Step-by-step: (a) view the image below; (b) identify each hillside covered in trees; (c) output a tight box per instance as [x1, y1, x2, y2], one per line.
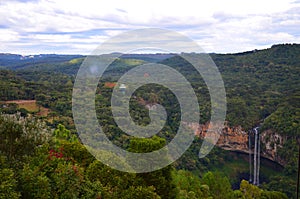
[0, 43, 299, 198]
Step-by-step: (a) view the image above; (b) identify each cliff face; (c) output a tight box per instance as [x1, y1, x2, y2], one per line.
[186, 122, 285, 165]
[187, 123, 249, 152]
[218, 126, 249, 152]
[260, 130, 286, 165]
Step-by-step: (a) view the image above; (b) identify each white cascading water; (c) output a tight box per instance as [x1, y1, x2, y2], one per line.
[256, 130, 260, 186]
[249, 131, 252, 183]
[253, 128, 258, 184]
[252, 127, 260, 186]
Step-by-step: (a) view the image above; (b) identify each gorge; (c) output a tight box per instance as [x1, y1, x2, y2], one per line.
[187, 122, 286, 167]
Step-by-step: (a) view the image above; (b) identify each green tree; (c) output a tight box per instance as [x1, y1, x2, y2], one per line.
[202, 171, 233, 199]
[0, 168, 20, 199]
[240, 180, 261, 199]
[173, 170, 209, 199]
[0, 114, 50, 167]
[121, 186, 161, 199]
[128, 136, 177, 199]
[53, 124, 78, 145]
[19, 164, 51, 199]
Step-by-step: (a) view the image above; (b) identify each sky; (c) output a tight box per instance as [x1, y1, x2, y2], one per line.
[0, 0, 299, 55]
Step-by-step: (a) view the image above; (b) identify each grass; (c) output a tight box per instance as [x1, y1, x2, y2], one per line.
[18, 102, 39, 112]
[122, 58, 144, 65]
[5, 100, 49, 116]
[69, 58, 84, 64]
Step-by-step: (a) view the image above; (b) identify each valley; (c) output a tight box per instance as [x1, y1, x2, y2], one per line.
[0, 44, 299, 198]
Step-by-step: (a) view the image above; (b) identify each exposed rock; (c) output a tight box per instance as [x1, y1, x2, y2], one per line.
[186, 122, 286, 166]
[260, 130, 286, 165]
[186, 122, 248, 153]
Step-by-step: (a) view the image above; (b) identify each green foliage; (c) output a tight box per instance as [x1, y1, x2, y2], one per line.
[226, 97, 259, 129]
[79, 180, 103, 199]
[202, 171, 233, 199]
[0, 70, 35, 101]
[240, 180, 262, 198]
[0, 44, 298, 198]
[173, 170, 209, 199]
[0, 116, 290, 198]
[128, 136, 177, 199]
[260, 190, 288, 199]
[239, 180, 288, 199]
[58, 140, 95, 168]
[262, 175, 296, 198]
[19, 156, 86, 198]
[0, 114, 51, 167]
[121, 186, 161, 199]
[19, 164, 51, 199]
[129, 135, 166, 153]
[262, 101, 299, 137]
[232, 190, 245, 199]
[0, 168, 20, 199]
[53, 124, 78, 143]
[50, 162, 84, 198]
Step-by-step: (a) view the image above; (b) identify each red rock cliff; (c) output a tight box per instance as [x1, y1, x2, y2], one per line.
[186, 122, 285, 165]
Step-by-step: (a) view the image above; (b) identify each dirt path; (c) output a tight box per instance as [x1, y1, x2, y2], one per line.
[5, 100, 36, 104]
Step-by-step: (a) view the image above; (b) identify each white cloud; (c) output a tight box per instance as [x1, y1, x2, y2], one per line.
[0, 0, 299, 54]
[0, 29, 19, 42]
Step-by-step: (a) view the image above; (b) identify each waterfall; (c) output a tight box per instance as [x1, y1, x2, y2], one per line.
[253, 128, 258, 184]
[252, 127, 260, 186]
[249, 131, 252, 183]
[256, 130, 260, 186]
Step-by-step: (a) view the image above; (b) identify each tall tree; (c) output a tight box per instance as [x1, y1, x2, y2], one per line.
[128, 136, 177, 199]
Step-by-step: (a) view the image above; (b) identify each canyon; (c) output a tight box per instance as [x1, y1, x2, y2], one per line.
[186, 122, 286, 166]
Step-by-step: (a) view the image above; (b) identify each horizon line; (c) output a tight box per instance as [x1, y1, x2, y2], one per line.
[1, 43, 299, 56]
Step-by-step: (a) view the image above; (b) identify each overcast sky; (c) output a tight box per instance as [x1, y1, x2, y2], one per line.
[0, 0, 299, 54]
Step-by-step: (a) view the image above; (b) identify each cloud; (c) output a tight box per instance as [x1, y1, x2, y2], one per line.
[0, 0, 299, 54]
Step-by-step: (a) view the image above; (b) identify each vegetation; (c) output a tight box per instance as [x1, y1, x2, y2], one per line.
[0, 115, 288, 198]
[0, 44, 299, 198]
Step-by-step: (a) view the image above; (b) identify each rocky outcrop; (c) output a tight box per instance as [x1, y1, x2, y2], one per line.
[260, 130, 286, 165]
[186, 122, 249, 153]
[217, 126, 249, 152]
[186, 122, 285, 166]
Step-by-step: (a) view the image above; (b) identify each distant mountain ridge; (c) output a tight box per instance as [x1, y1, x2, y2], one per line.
[0, 53, 83, 70]
[0, 43, 299, 78]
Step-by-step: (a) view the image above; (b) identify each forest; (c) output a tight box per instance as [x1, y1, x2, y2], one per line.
[0, 43, 299, 198]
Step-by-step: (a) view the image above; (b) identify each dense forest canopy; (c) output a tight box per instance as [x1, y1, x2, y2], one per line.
[0, 43, 299, 198]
